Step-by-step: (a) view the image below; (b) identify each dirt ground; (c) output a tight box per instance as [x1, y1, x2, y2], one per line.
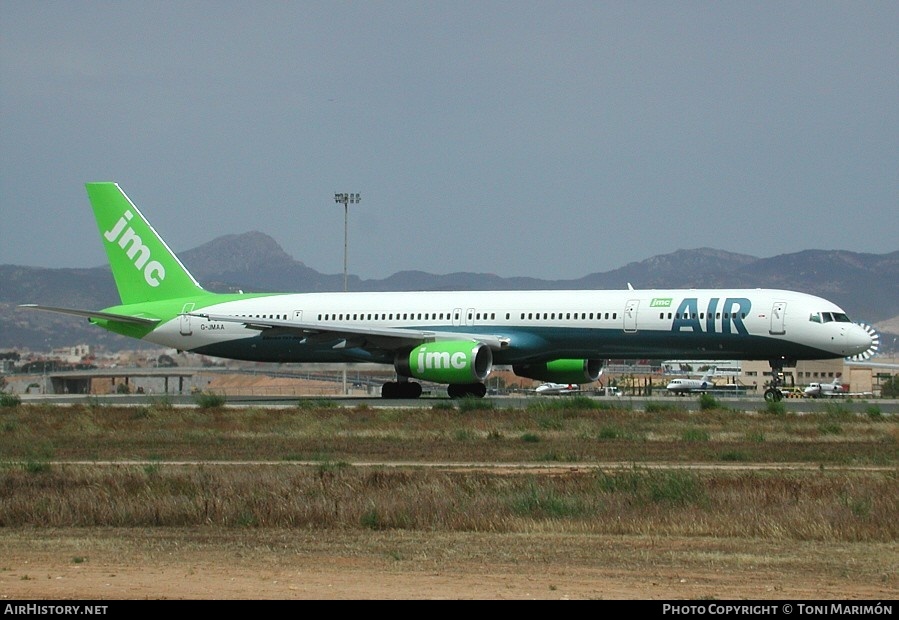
[2, 528, 895, 600]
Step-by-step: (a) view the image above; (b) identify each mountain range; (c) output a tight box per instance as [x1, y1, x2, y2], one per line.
[1, 231, 896, 352]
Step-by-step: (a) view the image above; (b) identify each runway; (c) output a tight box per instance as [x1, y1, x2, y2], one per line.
[17, 392, 899, 414]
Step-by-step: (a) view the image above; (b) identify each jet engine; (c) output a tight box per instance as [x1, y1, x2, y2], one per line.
[513, 358, 603, 384]
[395, 341, 493, 384]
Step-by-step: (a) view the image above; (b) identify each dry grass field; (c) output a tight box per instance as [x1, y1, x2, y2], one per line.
[1, 397, 897, 600]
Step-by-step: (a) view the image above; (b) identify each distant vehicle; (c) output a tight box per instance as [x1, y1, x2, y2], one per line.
[803, 378, 846, 398]
[535, 382, 580, 395]
[666, 369, 715, 395]
[777, 386, 806, 398]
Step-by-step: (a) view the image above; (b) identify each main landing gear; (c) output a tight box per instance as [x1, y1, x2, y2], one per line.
[381, 379, 422, 399]
[381, 378, 487, 399]
[447, 383, 487, 398]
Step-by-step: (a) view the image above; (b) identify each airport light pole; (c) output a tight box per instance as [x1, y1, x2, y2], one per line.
[334, 192, 360, 395]
[334, 193, 361, 292]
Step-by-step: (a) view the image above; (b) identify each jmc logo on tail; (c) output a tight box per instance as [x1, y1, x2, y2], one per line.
[103, 211, 166, 287]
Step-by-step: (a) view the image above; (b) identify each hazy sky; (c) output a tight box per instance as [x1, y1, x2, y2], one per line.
[2, 1, 897, 281]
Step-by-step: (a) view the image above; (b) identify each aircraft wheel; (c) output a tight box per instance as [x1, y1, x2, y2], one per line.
[763, 387, 782, 402]
[446, 383, 487, 398]
[400, 382, 422, 399]
[447, 383, 486, 399]
[381, 382, 398, 398]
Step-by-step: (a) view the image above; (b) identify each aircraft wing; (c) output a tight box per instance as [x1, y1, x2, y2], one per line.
[190, 312, 511, 351]
[19, 304, 161, 326]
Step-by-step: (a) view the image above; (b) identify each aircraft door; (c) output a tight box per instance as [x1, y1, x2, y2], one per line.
[624, 299, 639, 333]
[180, 303, 195, 336]
[769, 302, 786, 335]
[465, 308, 476, 326]
[452, 308, 462, 327]
[293, 310, 303, 321]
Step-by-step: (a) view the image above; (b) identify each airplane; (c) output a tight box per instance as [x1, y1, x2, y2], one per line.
[535, 382, 581, 395]
[803, 377, 846, 398]
[666, 368, 716, 395]
[20, 183, 877, 402]
[536, 366, 603, 395]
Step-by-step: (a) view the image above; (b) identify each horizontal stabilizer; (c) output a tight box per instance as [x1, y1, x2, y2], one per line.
[19, 304, 160, 326]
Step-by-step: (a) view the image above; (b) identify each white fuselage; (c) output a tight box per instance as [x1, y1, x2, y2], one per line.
[142, 288, 873, 366]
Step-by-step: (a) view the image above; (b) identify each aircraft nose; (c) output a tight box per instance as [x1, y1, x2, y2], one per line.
[848, 325, 869, 349]
[844, 323, 877, 359]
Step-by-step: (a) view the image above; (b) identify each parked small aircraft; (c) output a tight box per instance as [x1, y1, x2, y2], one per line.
[535, 382, 581, 395]
[803, 377, 846, 398]
[666, 369, 715, 395]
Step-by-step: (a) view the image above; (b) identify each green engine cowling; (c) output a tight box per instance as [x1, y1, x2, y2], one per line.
[513, 358, 603, 383]
[395, 341, 493, 384]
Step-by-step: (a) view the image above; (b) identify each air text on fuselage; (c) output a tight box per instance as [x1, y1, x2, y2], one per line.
[671, 297, 750, 334]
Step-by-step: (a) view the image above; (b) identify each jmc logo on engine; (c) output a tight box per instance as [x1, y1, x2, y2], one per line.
[415, 348, 468, 373]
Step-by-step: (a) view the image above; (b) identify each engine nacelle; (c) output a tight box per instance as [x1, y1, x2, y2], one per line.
[395, 341, 493, 384]
[513, 358, 603, 384]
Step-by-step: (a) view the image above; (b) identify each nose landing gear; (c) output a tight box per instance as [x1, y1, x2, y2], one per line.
[764, 357, 795, 402]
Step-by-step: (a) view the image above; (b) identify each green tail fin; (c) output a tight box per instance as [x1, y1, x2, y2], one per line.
[86, 182, 205, 305]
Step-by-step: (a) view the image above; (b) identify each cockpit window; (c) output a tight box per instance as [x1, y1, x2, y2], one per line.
[813, 311, 852, 324]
